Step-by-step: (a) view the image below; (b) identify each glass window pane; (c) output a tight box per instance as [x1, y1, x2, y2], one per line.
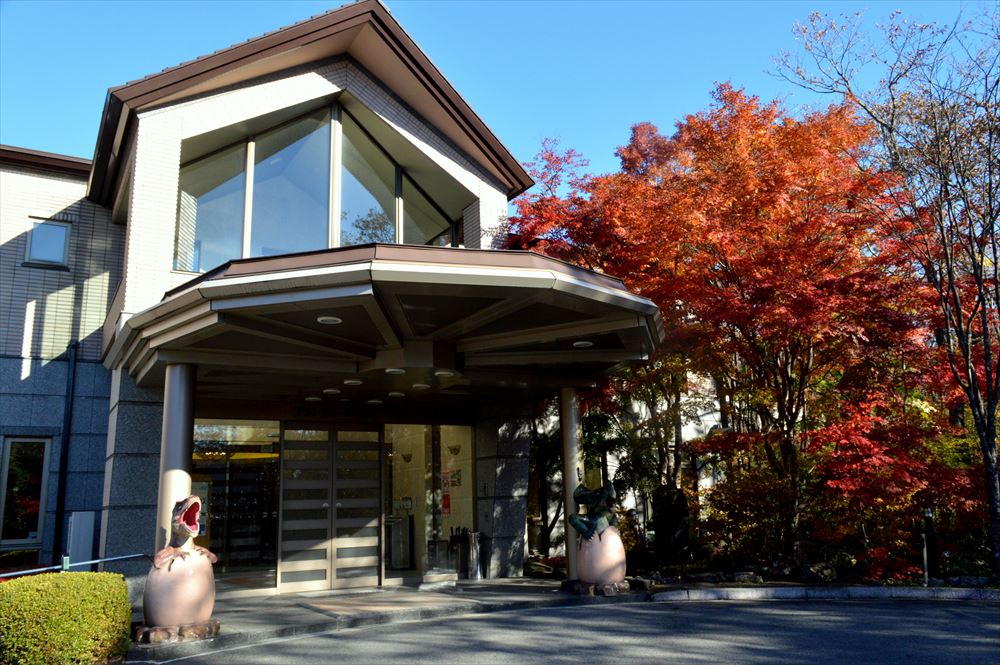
[192, 419, 280, 589]
[341, 113, 396, 246]
[251, 109, 331, 258]
[383, 425, 472, 575]
[2, 440, 47, 541]
[27, 222, 69, 264]
[175, 144, 246, 272]
[403, 177, 451, 246]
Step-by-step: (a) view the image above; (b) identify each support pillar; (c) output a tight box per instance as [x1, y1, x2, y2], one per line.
[560, 387, 583, 581]
[156, 364, 195, 550]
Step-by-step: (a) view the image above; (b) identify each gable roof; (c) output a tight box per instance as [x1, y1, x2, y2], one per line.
[87, 0, 533, 206]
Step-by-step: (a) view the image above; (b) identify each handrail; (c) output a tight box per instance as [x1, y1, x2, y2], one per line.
[0, 553, 149, 579]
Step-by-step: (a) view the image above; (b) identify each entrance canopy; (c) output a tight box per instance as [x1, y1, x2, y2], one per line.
[105, 245, 664, 411]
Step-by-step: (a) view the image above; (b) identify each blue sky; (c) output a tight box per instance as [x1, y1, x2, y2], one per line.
[0, 0, 967, 178]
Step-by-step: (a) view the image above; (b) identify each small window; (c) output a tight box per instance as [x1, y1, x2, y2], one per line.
[0, 438, 50, 545]
[25, 220, 70, 266]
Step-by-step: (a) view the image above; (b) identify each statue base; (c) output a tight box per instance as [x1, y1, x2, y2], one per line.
[134, 618, 220, 644]
[560, 579, 632, 596]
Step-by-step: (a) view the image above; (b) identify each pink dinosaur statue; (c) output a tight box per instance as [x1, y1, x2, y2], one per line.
[143, 495, 218, 628]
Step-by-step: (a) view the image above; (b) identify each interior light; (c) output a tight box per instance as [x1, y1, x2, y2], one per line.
[316, 315, 343, 325]
[385, 368, 406, 375]
[322, 388, 341, 395]
[412, 383, 431, 390]
[388, 391, 405, 398]
[573, 340, 594, 349]
[304, 396, 322, 402]
[344, 379, 363, 386]
[367, 399, 383, 406]
[434, 369, 456, 378]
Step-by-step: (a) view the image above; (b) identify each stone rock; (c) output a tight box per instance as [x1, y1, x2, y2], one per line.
[577, 526, 626, 585]
[684, 572, 723, 584]
[801, 563, 836, 583]
[729, 571, 764, 584]
[626, 576, 652, 591]
[946, 575, 989, 587]
[135, 618, 220, 645]
[135, 626, 177, 644]
[597, 581, 631, 596]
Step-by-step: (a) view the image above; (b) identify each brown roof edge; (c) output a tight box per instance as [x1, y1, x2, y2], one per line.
[0, 144, 92, 177]
[163, 244, 631, 300]
[87, 0, 533, 206]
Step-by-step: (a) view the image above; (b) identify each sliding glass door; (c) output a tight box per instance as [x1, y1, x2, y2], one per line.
[278, 426, 381, 593]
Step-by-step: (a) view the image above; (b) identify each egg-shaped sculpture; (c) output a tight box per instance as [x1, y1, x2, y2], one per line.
[577, 526, 626, 585]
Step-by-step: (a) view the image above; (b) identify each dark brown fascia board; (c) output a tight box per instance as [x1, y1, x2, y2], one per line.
[0, 144, 91, 177]
[87, 0, 532, 206]
[162, 244, 630, 300]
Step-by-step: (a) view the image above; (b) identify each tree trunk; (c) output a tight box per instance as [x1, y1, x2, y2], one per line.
[538, 454, 551, 555]
[975, 420, 1000, 579]
[779, 438, 802, 563]
[671, 373, 684, 489]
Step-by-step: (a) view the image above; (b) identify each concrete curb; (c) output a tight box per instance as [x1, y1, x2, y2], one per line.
[126, 591, 649, 663]
[651, 586, 1000, 602]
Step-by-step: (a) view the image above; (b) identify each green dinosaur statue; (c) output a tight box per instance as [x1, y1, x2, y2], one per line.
[569, 480, 618, 541]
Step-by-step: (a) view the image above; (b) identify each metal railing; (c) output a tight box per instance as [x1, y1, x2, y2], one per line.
[0, 553, 149, 579]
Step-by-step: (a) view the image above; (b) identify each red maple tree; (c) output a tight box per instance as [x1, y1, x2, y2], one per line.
[507, 84, 929, 562]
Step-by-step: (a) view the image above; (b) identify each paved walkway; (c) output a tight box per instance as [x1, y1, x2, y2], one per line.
[126, 579, 1000, 663]
[128, 579, 640, 662]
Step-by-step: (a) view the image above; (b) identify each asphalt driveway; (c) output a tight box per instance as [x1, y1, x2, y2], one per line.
[131, 599, 999, 664]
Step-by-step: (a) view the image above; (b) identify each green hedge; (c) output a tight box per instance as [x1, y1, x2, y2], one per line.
[0, 572, 130, 665]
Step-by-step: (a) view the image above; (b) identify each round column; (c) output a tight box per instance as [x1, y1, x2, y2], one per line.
[156, 363, 196, 550]
[560, 386, 583, 581]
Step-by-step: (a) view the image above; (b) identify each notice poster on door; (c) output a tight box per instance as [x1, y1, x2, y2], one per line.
[441, 469, 461, 517]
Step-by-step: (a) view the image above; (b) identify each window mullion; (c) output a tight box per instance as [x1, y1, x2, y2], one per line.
[242, 139, 255, 258]
[394, 166, 403, 243]
[330, 104, 342, 248]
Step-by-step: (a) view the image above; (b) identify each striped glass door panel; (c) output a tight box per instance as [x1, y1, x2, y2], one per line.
[331, 430, 381, 588]
[278, 428, 332, 593]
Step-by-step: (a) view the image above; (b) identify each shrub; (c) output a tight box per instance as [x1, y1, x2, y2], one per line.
[0, 572, 130, 665]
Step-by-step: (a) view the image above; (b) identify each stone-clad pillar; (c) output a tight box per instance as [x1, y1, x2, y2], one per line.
[99, 368, 163, 600]
[155, 364, 195, 550]
[560, 387, 583, 581]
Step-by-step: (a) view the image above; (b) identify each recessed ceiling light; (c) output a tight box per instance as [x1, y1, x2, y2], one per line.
[412, 383, 431, 390]
[385, 368, 406, 375]
[304, 396, 322, 402]
[434, 369, 456, 378]
[339, 397, 350, 402]
[573, 340, 594, 349]
[322, 388, 341, 395]
[316, 315, 343, 325]
[367, 399, 383, 406]
[388, 391, 405, 398]
[344, 379, 363, 386]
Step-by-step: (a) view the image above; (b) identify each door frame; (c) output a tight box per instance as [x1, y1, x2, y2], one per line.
[276, 422, 384, 593]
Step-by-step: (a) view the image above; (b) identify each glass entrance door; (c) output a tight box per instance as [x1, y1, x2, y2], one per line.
[278, 426, 382, 592]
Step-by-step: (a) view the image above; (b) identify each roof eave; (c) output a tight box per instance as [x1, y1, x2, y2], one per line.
[86, 0, 533, 206]
[0, 144, 92, 177]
